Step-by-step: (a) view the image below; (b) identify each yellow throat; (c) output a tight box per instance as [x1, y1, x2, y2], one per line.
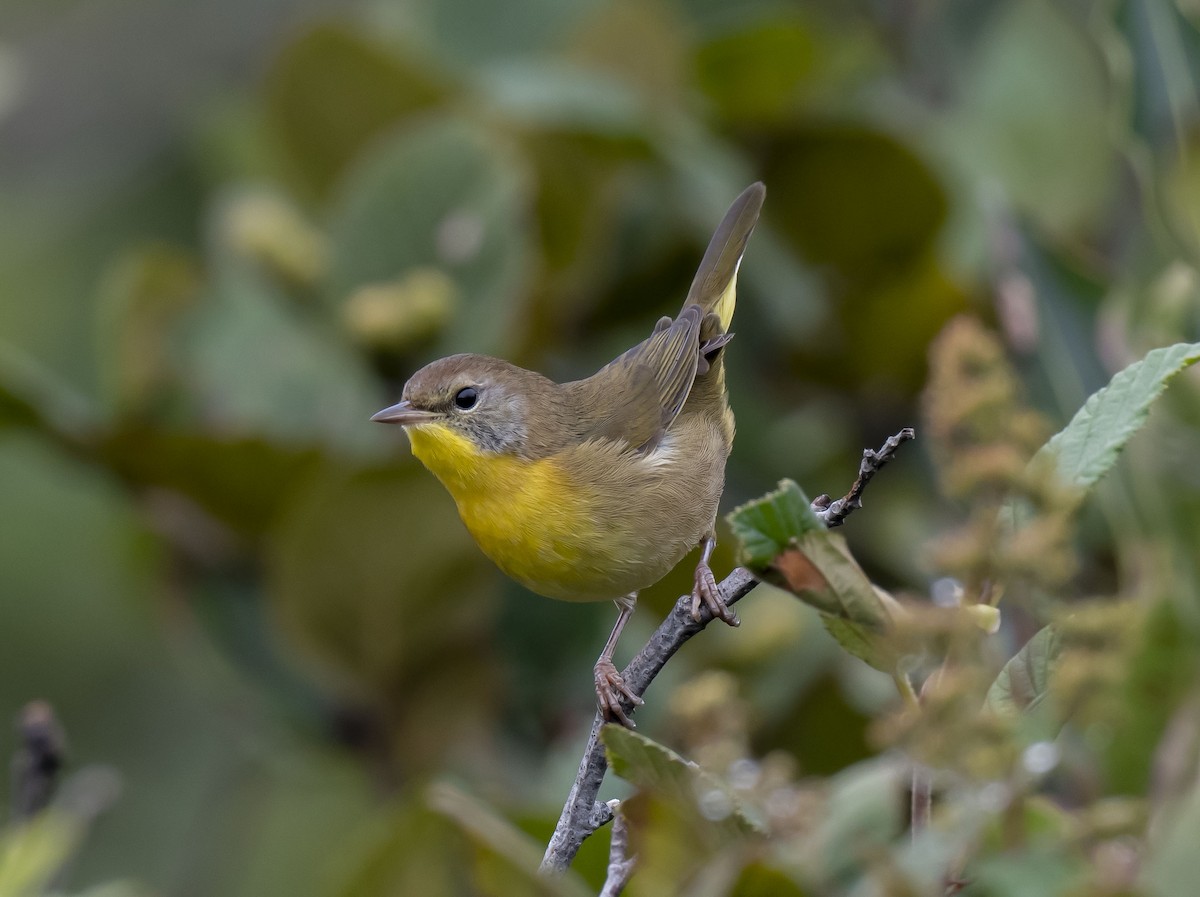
[405, 422, 601, 599]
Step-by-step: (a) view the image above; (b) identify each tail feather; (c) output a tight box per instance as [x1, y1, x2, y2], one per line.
[683, 182, 765, 330]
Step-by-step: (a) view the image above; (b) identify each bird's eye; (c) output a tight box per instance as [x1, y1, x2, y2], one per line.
[454, 387, 478, 410]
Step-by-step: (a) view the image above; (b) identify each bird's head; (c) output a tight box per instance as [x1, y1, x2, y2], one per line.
[371, 353, 546, 459]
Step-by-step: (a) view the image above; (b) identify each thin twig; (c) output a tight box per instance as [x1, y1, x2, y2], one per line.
[598, 800, 637, 897]
[812, 428, 916, 527]
[540, 568, 758, 874]
[11, 701, 66, 820]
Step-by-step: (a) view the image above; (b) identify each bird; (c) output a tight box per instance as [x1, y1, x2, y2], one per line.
[371, 182, 765, 725]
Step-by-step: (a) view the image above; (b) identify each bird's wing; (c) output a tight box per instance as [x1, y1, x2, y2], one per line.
[573, 306, 704, 452]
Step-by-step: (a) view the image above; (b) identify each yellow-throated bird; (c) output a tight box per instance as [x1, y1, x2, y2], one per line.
[372, 183, 765, 724]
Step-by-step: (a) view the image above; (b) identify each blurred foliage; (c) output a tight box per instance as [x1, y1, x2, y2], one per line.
[3, 0, 1200, 895]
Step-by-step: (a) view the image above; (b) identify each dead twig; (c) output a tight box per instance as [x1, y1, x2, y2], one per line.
[812, 428, 916, 527]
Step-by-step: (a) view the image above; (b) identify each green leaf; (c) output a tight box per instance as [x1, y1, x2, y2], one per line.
[975, 794, 1074, 855]
[938, 0, 1116, 236]
[728, 861, 809, 896]
[727, 479, 895, 670]
[182, 253, 387, 454]
[478, 61, 646, 137]
[1033, 341, 1200, 492]
[791, 533, 889, 630]
[969, 846, 1085, 897]
[985, 626, 1060, 717]
[694, 15, 878, 128]
[93, 244, 202, 418]
[764, 124, 946, 278]
[325, 117, 533, 357]
[419, 0, 597, 65]
[0, 812, 83, 897]
[0, 342, 98, 439]
[601, 725, 761, 837]
[694, 18, 820, 125]
[267, 463, 499, 718]
[821, 607, 898, 673]
[820, 614, 880, 668]
[726, 478, 825, 568]
[97, 428, 324, 536]
[265, 23, 453, 196]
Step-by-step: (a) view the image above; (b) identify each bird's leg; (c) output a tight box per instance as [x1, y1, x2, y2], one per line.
[594, 593, 644, 727]
[692, 534, 739, 626]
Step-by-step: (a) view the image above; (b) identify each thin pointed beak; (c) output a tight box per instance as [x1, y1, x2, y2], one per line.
[370, 400, 440, 426]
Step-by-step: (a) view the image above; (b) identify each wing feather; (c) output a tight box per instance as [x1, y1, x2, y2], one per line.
[571, 306, 703, 451]
[562, 184, 765, 453]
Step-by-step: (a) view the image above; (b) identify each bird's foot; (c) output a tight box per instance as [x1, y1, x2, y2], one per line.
[691, 562, 739, 626]
[595, 658, 643, 728]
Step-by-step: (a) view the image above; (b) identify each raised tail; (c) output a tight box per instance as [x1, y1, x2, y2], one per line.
[683, 182, 765, 331]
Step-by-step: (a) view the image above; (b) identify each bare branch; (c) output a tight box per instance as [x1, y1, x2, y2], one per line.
[540, 568, 758, 874]
[598, 801, 636, 897]
[812, 428, 916, 527]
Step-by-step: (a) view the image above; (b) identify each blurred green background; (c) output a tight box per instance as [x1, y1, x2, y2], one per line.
[2, 0, 1200, 894]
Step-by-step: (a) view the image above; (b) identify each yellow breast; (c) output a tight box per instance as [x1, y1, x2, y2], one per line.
[405, 423, 607, 599]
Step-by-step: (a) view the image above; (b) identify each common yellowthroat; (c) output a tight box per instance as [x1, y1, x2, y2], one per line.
[372, 183, 765, 724]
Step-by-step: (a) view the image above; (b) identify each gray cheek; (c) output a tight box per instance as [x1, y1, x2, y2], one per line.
[468, 421, 512, 453]
[466, 392, 528, 454]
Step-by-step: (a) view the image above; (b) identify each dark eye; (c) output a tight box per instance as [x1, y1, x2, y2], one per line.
[454, 387, 478, 410]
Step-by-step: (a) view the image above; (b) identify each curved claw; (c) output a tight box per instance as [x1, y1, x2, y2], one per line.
[595, 659, 643, 728]
[692, 562, 739, 627]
